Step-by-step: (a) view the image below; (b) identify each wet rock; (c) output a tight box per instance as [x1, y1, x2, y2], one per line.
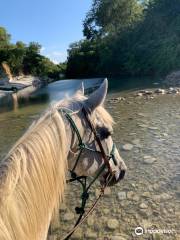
[139, 209, 152, 218]
[129, 132, 137, 136]
[148, 126, 158, 130]
[131, 139, 140, 145]
[139, 90, 153, 95]
[161, 132, 168, 137]
[152, 193, 172, 202]
[108, 97, 125, 103]
[140, 202, 148, 209]
[154, 89, 165, 94]
[122, 143, 134, 151]
[117, 191, 127, 200]
[143, 155, 157, 164]
[107, 219, 119, 230]
[138, 124, 149, 128]
[167, 87, 179, 94]
[104, 187, 111, 195]
[145, 90, 153, 95]
[137, 113, 148, 117]
[87, 216, 95, 226]
[142, 192, 151, 198]
[152, 183, 159, 190]
[63, 212, 74, 221]
[103, 208, 110, 214]
[133, 195, 140, 201]
[85, 230, 97, 239]
[159, 193, 172, 201]
[126, 191, 139, 201]
[71, 228, 83, 239]
[127, 191, 134, 199]
[136, 92, 143, 97]
[120, 97, 126, 101]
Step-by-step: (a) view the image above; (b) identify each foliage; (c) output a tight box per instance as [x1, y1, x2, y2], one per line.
[66, 40, 100, 77]
[0, 27, 66, 80]
[0, 27, 11, 48]
[83, 0, 143, 39]
[67, 0, 180, 77]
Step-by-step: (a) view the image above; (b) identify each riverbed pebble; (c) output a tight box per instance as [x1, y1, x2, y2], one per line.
[140, 202, 148, 209]
[153, 193, 172, 202]
[122, 143, 133, 151]
[63, 212, 74, 221]
[167, 87, 179, 94]
[143, 155, 157, 164]
[107, 219, 119, 230]
[85, 230, 97, 239]
[154, 88, 166, 94]
[71, 228, 83, 239]
[87, 217, 95, 226]
[104, 187, 111, 195]
[131, 139, 140, 145]
[117, 191, 127, 200]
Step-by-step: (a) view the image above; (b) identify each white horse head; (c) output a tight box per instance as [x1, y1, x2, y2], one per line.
[62, 79, 127, 185]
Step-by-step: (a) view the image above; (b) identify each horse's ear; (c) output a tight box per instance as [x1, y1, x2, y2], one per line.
[75, 82, 84, 95]
[84, 78, 108, 112]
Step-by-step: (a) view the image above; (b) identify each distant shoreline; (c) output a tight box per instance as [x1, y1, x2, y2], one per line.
[0, 75, 41, 99]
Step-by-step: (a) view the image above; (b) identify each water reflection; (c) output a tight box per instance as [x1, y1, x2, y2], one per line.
[108, 76, 165, 92]
[0, 78, 103, 113]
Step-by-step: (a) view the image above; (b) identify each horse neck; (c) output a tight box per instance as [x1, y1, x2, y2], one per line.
[0, 110, 69, 240]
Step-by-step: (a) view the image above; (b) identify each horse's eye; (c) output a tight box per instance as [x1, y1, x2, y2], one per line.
[97, 127, 112, 140]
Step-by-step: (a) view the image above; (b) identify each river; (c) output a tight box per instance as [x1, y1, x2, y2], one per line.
[0, 78, 179, 240]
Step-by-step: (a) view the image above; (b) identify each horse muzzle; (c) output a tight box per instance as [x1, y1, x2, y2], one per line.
[100, 169, 126, 186]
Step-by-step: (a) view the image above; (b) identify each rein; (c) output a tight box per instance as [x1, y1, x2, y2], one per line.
[59, 107, 116, 240]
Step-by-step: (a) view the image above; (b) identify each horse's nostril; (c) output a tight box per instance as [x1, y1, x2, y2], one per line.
[101, 169, 126, 186]
[119, 170, 126, 180]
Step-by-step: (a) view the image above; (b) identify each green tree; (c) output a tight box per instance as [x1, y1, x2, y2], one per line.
[22, 42, 42, 75]
[67, 0, 180, 77]
[83, 0, 143, 39]
[67, 40, 100, 77]
[0, 26, 66, 80]
[0, 27, 11, 48]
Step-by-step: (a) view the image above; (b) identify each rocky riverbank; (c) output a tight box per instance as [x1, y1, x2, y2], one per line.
[107, 87, 180, 106]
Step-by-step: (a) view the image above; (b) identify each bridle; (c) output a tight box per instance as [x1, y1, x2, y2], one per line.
[58, 107, 117, 240]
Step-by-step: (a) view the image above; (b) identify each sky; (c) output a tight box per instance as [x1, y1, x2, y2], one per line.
[1, 0, 92, 63]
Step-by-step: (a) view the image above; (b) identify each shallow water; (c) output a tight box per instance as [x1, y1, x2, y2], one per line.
[0, 78, 179, 240]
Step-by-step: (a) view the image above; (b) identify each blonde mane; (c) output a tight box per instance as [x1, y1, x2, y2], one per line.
[0, 92, 114, 240]
[0, 107, 67, 240]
